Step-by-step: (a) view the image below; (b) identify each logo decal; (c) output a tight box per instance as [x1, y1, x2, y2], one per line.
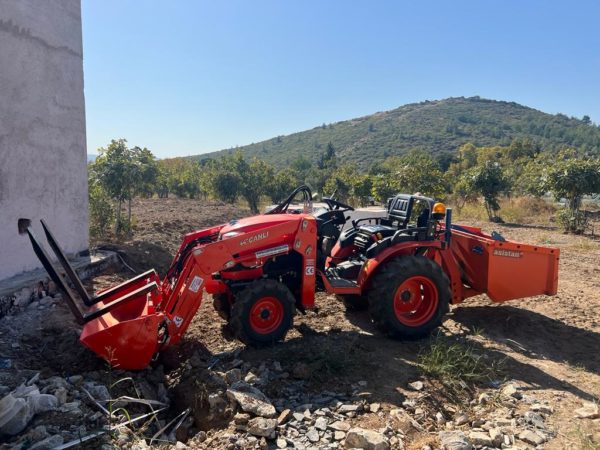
[240, 231, 269, 246]
[305, 266, 315, 276]
[173, 316, 184, 327]
[493, 249, 523, 258]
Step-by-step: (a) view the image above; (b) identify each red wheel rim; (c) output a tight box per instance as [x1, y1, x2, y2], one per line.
[393, 276, 439, 326]
[249, 296, 284, 334]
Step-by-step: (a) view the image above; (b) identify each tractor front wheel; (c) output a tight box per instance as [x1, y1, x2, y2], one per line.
[230, 279, 295, 346]
[368, 256, 450, 338]
[212, 293, 231, 320]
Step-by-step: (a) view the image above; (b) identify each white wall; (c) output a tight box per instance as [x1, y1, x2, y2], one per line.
[0, 0, 88, 280]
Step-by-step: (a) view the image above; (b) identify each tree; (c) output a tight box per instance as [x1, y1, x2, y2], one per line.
[384, 150, 447, 199]
[463, 161, 511, 221]
[543, 150, 600, 233]
[211, 171, 241, 204]
[268, 169, 300, 203]
[132, 147, 159, 198]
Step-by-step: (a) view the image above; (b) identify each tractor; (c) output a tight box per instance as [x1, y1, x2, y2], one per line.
[21, 186, 559, 370]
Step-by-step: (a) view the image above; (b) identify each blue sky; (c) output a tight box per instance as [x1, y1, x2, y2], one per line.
[82, 0, 600, 158]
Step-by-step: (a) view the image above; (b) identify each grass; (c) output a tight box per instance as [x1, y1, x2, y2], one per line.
[571, 426, 600, 450]
[417, 333, 504, 393]
[454, 196, 556, 225]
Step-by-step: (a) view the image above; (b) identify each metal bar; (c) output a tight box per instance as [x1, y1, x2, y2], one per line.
[41, 219, 92, 305]
[82, 282, 158, 323]
[24, 227, 85, 324]
[92, 269, 157, 304]
[445, 208, 452, 246]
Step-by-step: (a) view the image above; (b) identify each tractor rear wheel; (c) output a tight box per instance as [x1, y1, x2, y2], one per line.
[336, 294, 369, 311]
[230, 279, 295, 346]
[368, 256, 450, 339]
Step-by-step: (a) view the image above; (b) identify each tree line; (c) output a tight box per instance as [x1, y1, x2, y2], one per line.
[88, 138, 600, 239]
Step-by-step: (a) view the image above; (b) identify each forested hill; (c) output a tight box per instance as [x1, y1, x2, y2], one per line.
[192, 97, 600, 168]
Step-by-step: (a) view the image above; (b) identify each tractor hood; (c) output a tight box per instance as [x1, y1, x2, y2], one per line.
[219, 214, 304, 240]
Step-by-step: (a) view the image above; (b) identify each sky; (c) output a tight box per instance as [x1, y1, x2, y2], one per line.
[82, 0, 600, 158]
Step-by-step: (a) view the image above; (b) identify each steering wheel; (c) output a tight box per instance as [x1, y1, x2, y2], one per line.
[323, 197, 354, 211]
[267, 185, 313, 215]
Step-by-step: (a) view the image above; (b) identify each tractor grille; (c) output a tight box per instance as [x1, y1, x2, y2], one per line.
[354, 229, 374, 252]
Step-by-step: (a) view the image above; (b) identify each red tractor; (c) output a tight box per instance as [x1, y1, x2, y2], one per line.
[21, 186, 559, 370]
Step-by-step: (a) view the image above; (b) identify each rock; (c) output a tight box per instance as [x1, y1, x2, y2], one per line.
[489, 427, 503, 447]
[277, 408, 292, 424]
[224, 368, 241, 385]
[306, 427, 320, 442]
[408, 381, 424, 391]
[530, 403, 553, 414]
[501, 384, 521, 399]
[468, 431, 492, 447]
[575, 402, 599, 419]
[438, 431, 473, 450]
[338, 404, 360, 414]
[174, 442, 188, 450]
[477, 393, 490, 404]
[370, 402, 381, 413]
[29, 394, 58, 413]
[67, 375, 83, 385]
[330, 420, 351, 431]
[334, 430, 346, 440]
[315, 416, 328, 431]
[27, 425, 49, 442]
[292, 412, 305, 422]
[454, 414, 469, 426]
[247, 417, 277, 437]
[53, 387, 68, 405]
[346, 428, 389, 450]
[226, 382, 276, 417]
[518, 430, 546, 445]
[29, 435, 64, 450]
[292, 362, 311, 380]
[0, 394, 33, 435]
[83, 383, 110, 401]
[436, 412, 446, 424]
[524, 411, 546, 429]
[234, 412, 251, 424]
[276, 437, 287, 448]
[245, 371, 258, 384]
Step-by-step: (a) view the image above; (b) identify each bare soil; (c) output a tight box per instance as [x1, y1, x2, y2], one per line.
[2, 197, 599, 449]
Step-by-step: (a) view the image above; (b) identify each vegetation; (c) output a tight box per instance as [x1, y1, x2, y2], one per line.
[88, 99, 600, 239]
[193, 97, 600, 169]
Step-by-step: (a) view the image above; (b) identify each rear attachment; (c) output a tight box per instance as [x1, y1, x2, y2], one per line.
[449, 224, 559, 302]
[19, 219, 164, 369]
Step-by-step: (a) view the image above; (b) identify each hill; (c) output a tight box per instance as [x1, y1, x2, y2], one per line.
[192, 97, 600, 168]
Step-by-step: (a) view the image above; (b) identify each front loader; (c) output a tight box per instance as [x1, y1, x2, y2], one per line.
[21, 186, 559, 370]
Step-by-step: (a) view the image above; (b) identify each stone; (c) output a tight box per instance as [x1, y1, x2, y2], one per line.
[0, 394, 33, 435]
[345, 428, 389, 450]
[518, 430, 546, 445]
[315, 417, 328, 431]
[329, 420, 351, 431]
[29, 394, 58, 413]
[226, 382, 276, 417]
[292, 412, 305, 422]
[436, 412, 446, 424]
[478, 393, 490, 404]
[234, 413, 251, 424]
[501, 384, 521, 399]
[524, 411, 546, 429]
[83, 383, 110, 402]
[530, 403, 553, 414]
[247, 417, 277, 437]
[468, 431, 492, 447]
[245, 371, 258, 384]
[306, 427, 320, 442]
[338, 404, 360, 413]
[278, 408, 292, 424]
[174, 442, 188, 450]
[67, 375, 83, 385]
[225, 368, 242, 385]
[370, 402, 381, 413]
[53, 387, 67, 406]
[489, 427, 503, 448]
[575, 402, 599, 419]
[438, 431, 473, 450]
[276, 437, 287, 448]
[29, 435, 64, 449]
[408, 381, 424, 391]
[454, 414, 469, 426]
[334, 430, 346, 440]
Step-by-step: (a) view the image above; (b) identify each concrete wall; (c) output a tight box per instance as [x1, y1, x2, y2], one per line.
[0, 0, 88, 280]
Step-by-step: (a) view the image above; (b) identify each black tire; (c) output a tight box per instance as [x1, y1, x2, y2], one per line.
[368, 256, 450, 339]
[336, 294, 369, 311]
[212, 293, 231, 320]
[229, 279, 295, 346]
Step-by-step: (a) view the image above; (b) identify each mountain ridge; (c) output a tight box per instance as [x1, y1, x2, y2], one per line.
[191, 96, 600, 168]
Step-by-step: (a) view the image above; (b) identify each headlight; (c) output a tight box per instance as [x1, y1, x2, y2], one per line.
[221, 231, 242, 240]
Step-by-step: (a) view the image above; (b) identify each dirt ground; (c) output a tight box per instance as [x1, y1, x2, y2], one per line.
[2, 197, 599, 449]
